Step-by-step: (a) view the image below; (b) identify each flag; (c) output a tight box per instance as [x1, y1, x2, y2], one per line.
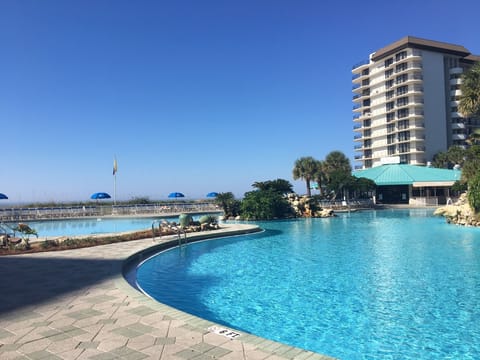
[113, 157, 118, 175]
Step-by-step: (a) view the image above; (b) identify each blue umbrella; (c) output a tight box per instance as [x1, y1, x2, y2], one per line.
[206, 192, 218, 198]
[168, 192, 185, 198]
[0, 193, 8, 200]
[90, 192, 111, 200]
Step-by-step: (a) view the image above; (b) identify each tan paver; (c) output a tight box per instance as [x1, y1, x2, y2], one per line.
[0, 224, 336, 360]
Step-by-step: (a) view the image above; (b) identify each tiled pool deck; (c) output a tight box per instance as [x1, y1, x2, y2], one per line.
[0, 224, 334, 360]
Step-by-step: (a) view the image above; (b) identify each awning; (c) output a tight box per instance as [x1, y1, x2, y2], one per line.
[412, 181, 456, 187]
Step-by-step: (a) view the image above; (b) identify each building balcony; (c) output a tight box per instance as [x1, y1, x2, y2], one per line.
[452, 122, 466, 129]
[354, 144, 362, 150]
[451, 112, 463, 118]
[354, 155, 363, 160]
[449, 67, 463, 75]
[450, 78, 462, 86]
[352, 59, 369, 71]
[452, 134, 467, 140]
[354, 134, 362, 140]
[450, 89, 462, 97]
[353, 124, 362, 130]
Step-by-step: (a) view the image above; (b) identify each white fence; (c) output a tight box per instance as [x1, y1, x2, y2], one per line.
[0, 203, 220, 222]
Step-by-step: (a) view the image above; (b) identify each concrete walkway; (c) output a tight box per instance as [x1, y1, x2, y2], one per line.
[0, 224, 334, 360]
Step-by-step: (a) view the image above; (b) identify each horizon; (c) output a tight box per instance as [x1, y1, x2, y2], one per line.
[2, 0, 480, 203]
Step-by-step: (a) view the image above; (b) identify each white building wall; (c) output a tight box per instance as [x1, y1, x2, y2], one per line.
[421, 51, 448, 160]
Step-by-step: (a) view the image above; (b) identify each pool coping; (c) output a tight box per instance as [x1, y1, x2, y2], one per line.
[0, 223, 335, 360]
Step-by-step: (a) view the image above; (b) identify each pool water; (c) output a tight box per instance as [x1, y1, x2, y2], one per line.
[136, 209, 480, 360]
[8, 214, 213, 238]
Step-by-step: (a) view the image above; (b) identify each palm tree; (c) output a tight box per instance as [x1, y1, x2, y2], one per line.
[323, 151, 352, 199]
[467, 128, 480, 146]
[459, 62, 480, 118]
[292, 156, 319, 197]
[313, 160, 326, 196]
[323, 151, 352, 177]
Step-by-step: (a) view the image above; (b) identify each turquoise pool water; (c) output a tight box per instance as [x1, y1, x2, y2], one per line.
[136, 209, 480, 359]
[7, 214, 213, 237]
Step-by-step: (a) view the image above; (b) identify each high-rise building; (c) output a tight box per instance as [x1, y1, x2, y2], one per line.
[352, 36, 480, 170]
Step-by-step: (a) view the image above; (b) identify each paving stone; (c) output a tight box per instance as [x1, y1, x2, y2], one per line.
[0, 328, 15, 339]
[25, 349, 62, 359]
[126, 323, 155, 334]
[126, 305, 157, 316]
[205, 346, 232, 358]
[110, 327, 143, 338]
[155, 337, 176, 345]
[77, 341, 100, 349]
[111, 345, 149, 359]
[175, 348, 203, 359]
[65, 309, 104, 320]
[83, 295, 117, 304]
[190, 342, 215, 353]
[0, 343, 21, 352]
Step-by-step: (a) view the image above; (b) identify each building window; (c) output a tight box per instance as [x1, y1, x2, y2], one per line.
[386, 90, 394, 100]
[388, 145, 396, 155]
[398, 143, 410, 153]
[399, 154, 410, 164]
[398, 108, 409, 118]
[387, 134, 396, 144]
[398, 131, 410, 142]
[397, 85, 408, 96]
[386, 101, 395, 111]
[364, 150, 372, 158]
[363, 119, 371, 127]
[385, 58, 393, 67]
[364, 129, 371, 137]
[387, 123, 395, 133]
[365, 159, 372, 168]
[387, 112, 395, 122]
[395, 51, 407, 61]
[362, 79, 370, 86]
[398, 119, 409, 129]
[396, 73, 408, 84]
[385, 69, 394, 79]
[385, 79, 394, 89]
[395, 62, 408, 72]
[397, 97, 409, 107]
[364, 139, 372, 148]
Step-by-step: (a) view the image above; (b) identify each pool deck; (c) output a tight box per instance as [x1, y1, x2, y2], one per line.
[0, 224, 334, 360]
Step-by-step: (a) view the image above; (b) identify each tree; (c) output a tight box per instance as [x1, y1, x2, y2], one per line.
[461, 145, 480, 184]
[215, 192, 241, 218]
[467, 128, 480, 146]
[459, 62, 480, 118]
[313, 160, 326, 197]
[468, 173, 480, 213]
[323, 151, 352, 198]
[292, 156, 319, 197]
[240, 190, 294, 220]
[252, 179, 293, 194]
[432, 146, 466, 169]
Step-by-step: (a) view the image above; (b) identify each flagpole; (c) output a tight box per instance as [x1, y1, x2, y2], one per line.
[113, 156, 118, 206]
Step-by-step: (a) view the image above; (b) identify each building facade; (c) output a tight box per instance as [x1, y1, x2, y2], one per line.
[352, 36, 480, 170]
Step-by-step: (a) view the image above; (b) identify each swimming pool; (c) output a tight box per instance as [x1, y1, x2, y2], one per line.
[136, 209, 480, 360]
[6, 213, 218, 238]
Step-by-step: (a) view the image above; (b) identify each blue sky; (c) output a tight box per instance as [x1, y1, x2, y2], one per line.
[1, 0, 480, 203]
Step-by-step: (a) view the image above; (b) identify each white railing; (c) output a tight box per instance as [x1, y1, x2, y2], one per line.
[0, 203, 221, 222]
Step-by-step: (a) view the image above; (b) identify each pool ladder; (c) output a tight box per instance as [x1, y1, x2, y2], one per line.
[151, 220, 187, 247]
